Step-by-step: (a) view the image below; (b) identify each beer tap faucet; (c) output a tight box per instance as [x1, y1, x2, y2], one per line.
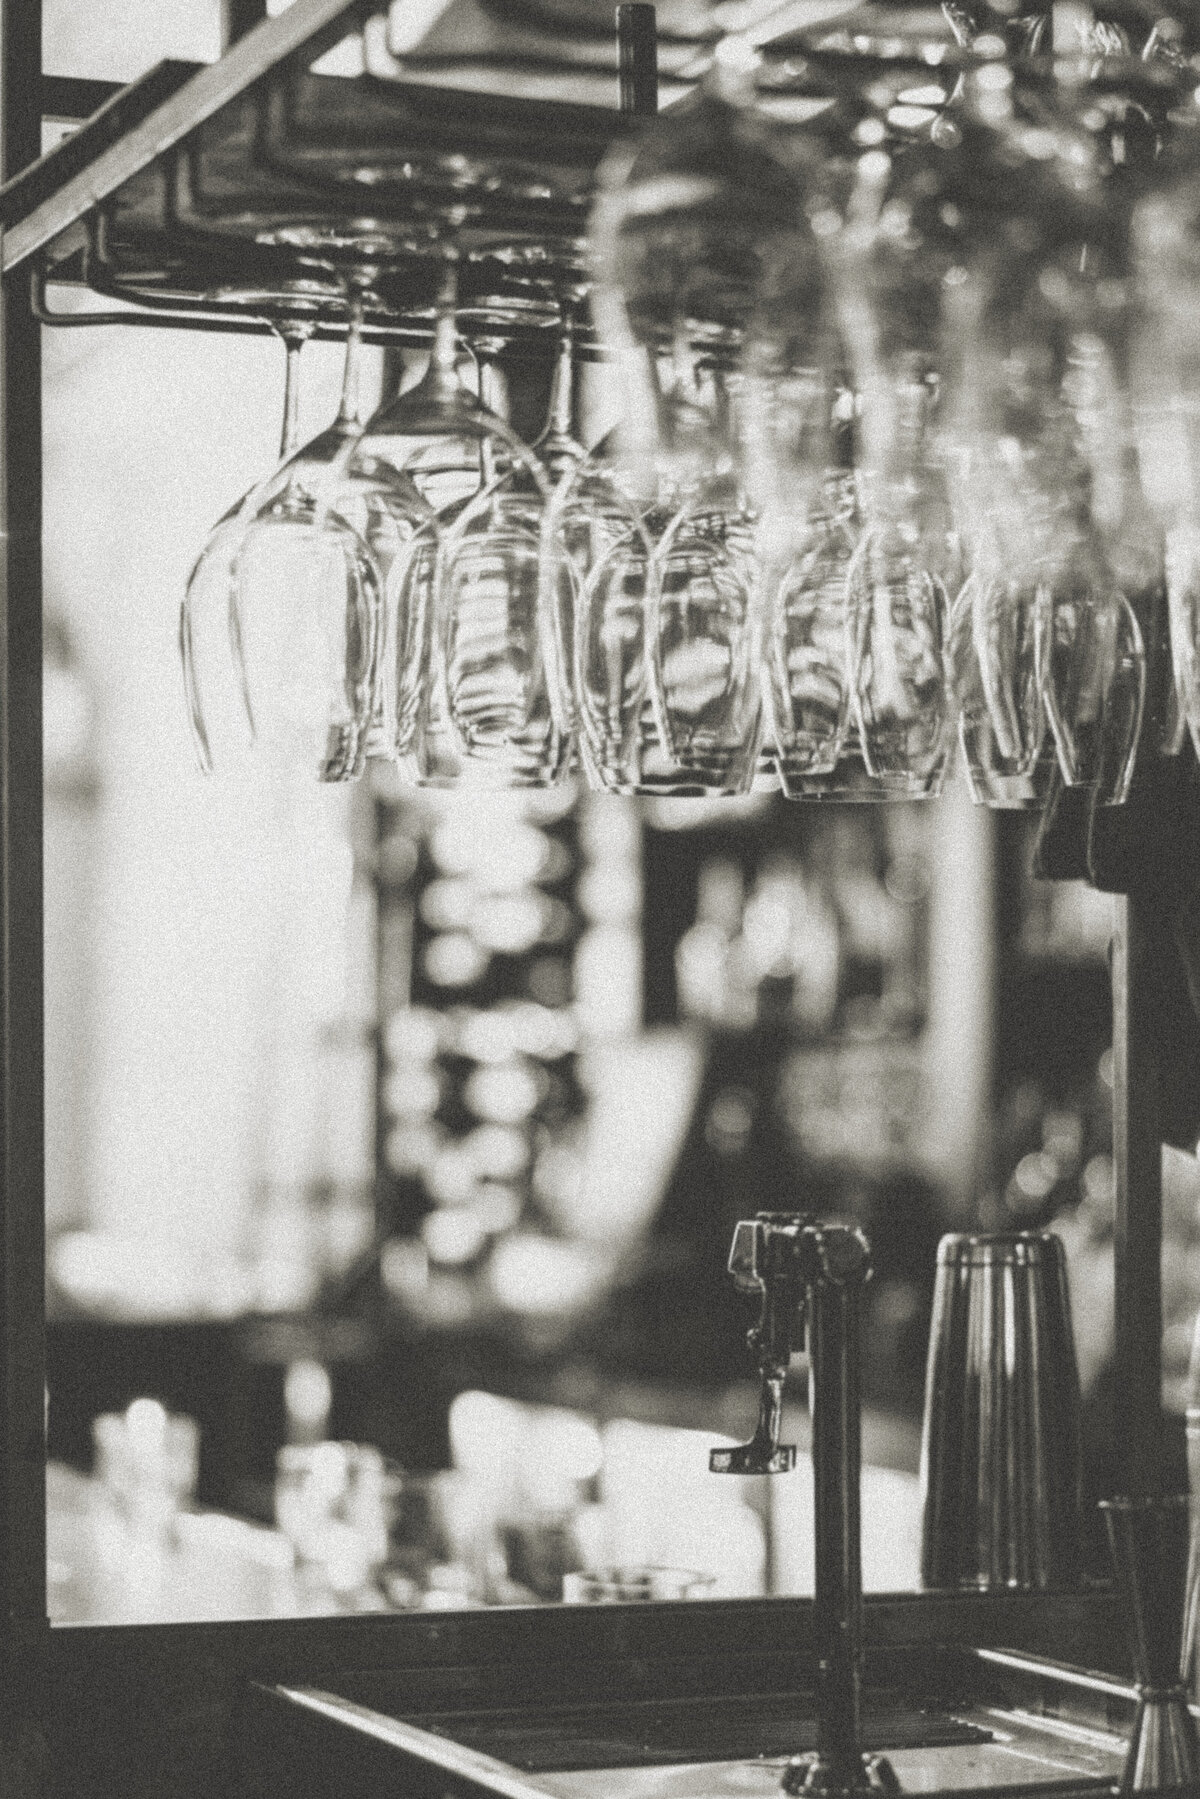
[711, 1213, 898, 1799]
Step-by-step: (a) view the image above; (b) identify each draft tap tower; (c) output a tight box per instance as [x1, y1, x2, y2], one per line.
[712, 1213, 898, 1798]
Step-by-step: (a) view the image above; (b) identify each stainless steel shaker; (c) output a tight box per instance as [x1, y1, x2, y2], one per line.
[919, 1231, 1084, 1591]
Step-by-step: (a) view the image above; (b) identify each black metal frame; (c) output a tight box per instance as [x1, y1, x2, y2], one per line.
[0, 0, 46, 1767]
[0, 0, 1168, 1791]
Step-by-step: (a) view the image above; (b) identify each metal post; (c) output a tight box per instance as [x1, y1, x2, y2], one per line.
[808, 1273, 865, 1788]
[0, 0, 48, 1766]
[1111, 895, 1164, 1499]
[223, 0, 270, 48]
[616, 4, 657, 116]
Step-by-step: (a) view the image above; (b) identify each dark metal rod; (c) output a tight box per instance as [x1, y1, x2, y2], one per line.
[4, 0, 374, 271]
[809, 1276, 865, 1783]
[617, 4, 658, 115]
[0, 0, 49, 1751]
[223, 0, 271, 48]
[40, 75, 124, 124]
[1111, 894, 1164, 1499]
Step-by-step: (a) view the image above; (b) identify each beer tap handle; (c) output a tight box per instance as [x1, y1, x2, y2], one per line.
[709, 1215, 807, 1476]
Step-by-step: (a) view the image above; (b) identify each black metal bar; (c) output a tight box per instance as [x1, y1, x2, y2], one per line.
[1111, 895, 1165, 1499]
[33, 272, 595, 357]
[40, 74, 124, 123]
[617, 4, 658, 114]
[809, 1273, 865, 1783]
[1, 62, 201, 230]
[0, 0, 48, 1762]
[3, 0, 372, 270]
[224, 0, 271, 48]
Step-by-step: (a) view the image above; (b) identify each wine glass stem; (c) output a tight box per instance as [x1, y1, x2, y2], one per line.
[278, 331, 307, 461]
[478, 354, 507, 486]
[547, 320, 575, 441]
[336, 289, 367, 428]
[429, 264, 462, 401]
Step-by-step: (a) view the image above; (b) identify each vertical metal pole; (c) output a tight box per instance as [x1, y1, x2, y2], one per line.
[222, 0, 271, 48]
[808, 1276, 865, 1787]
[0, 0, 47, 1773]
[616, 4, 658, 116]
[1111, 895, 1164, 1499]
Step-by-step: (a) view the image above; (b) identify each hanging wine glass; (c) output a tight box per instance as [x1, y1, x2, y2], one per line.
[582, 38, 835, 794]
[539, 425, 659, 792]
[949, 557, 1047, 807]
[328, 263, 555, 782]
[1034, 526, 1145, 802]
[533, 307, 588, 482]
[589, 36, 830, 505]
[761, 461, 857, 795]
[229, 286, 435, 781]
[181, 315, 315, 775]
[648, 455, 765, 797]
[844, 499, 954, 798]
[1133, 164, 1200, 760]
[432, 334, 567, 788]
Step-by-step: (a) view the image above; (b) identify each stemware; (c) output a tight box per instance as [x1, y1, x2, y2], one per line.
[949, 559, 1047, 808]
[1033, 536, 1145, 806]
[845, 502, 954, 799]
[323, 265, 553, 784]
[648, 455, 765, 796]
[229, 287, 434, 781]
[1133, 165, 1200, 759]
[761, 458, 857, 796]
[181, 314, 315, 776]
[540, 427, 659, 792]
[432, 335, 568, 788]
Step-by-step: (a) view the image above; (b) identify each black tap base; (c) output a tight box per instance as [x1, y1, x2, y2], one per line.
[783, 1751, 902, 1796]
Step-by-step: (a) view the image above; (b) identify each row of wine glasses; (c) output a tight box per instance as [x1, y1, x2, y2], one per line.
[182, 19, 1197, 805]
[181, 273, 1148, 804]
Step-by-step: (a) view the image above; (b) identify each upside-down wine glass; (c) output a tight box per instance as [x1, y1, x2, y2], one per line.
[575, 38, 832, 794]
[229, 284, 434, 781]
[334, 264, 564, 785]
[760, 387, 857, 796]
[181, 314, 314, 775]
[1133, 159, 1200, 763]
[432, 331, 567, 788]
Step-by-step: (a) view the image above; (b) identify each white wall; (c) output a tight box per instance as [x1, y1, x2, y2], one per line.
[44, 311, 370, 1280]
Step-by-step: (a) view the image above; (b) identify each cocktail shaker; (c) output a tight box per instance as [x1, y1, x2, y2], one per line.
[919, 1232, 1084, 1591]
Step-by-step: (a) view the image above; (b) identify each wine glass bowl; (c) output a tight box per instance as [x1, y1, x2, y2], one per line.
[949, 567, 1046, 807]
[435, 458, 569, 788]
[229, 502, 380, 780]
[762, 470, 856, 795]
[648, 481, 764, 795]
[846, 514, 953, 798]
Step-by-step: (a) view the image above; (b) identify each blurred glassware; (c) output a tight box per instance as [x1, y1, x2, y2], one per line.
[648, 454, 765, 796]
[1134, 167, 1200, 759]
[434, 341, 569, 788]
[540, 429, 659, 791]
[563, 1566, 716, 1602]
[762, 401, 858, 796]
[588, 36, 830, 516]
[845, 497, 954, 798]
[1033, 529, 1145, 802]
[949, 556, 1047, 808]
[275, 1440, 391, 1594]
[92, 1399, 200, 1545]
